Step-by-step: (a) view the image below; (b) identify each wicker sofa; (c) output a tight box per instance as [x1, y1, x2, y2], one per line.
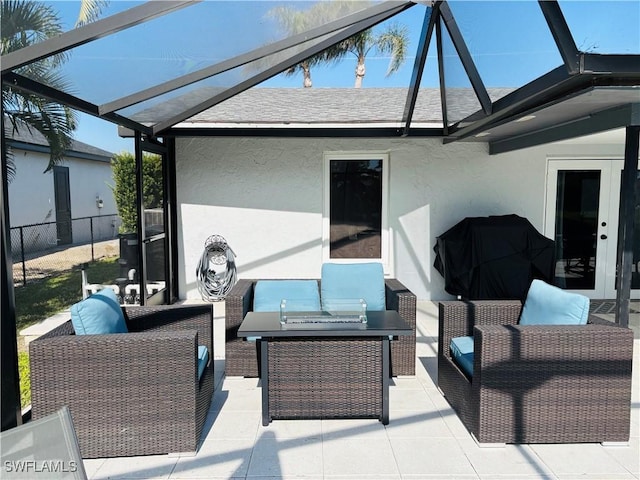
[225, 278, 417, 377]
[29, 304, 214, 458]
[438, 300, 634, 445]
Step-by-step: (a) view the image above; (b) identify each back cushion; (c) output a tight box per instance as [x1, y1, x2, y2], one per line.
[253, 280, 321, 312]
[321, 262, 386, 311]
[70, 288, 128, 335]
[519, 279, 590, 325]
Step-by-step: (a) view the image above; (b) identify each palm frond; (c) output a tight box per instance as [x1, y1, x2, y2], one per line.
[0, 0, 62, 50]
[2, 0, 79, 174]
[375, 23, 409, 76]
[75, 0, 108, 27]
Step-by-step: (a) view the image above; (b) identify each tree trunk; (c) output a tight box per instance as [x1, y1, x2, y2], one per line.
[302, 61, 312, 88]
[354, 57, 365, 88]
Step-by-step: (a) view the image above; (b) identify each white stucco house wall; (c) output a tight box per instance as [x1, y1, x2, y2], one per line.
[5, 125, 119, 252]
[175, 130, 632, 302]
[141, 87, 636, 302]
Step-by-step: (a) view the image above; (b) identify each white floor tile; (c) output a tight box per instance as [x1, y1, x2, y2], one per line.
[83, 458, 105, 479]
[458, 437, 554, 477]
[322, 476, 401, 480]
[210, 385, 261, 412]
[322, 437, 399, 477]
[204, 409, 260, 440]
[550, 475, 637, 480]
[257, 418, 322, 440]
[602, 438, 640, 475]
[530, 443, 634, 477]
[247, 434, 324, 477]
[171, 438, 254, 479]
[321, 418, 387, 440]
[389, 437, 477, 476]
[390, 376, 427, 389]
[92, 455, 178, 479]
[385, 410, 455, 439]
[389, 387, 436, 412]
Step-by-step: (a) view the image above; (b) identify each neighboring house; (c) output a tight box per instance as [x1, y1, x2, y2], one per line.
[170, 88, 639, 302]
[5, 124, 119, 253]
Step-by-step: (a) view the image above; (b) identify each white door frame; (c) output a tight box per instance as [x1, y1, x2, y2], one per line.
[322, 151, 391, 274]
[545, 158, 638, 299]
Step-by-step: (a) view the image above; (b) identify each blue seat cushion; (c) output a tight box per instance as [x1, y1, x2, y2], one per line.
[197, 345, 209, 381]
[70, 288, 128, 335]
[519, 279, 590, 326]
[450, 336, 474, 378]
[253, 280, 321, 312]
[320, 263, 386, 311]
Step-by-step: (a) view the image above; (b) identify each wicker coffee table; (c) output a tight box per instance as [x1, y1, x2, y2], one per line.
[237, 310, 411, 426]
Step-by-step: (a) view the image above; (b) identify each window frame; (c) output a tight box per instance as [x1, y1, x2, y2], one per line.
[322, 151, 390, 272]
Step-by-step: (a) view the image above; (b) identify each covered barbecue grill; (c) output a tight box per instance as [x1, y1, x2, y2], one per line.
[433, 214, 555, 300]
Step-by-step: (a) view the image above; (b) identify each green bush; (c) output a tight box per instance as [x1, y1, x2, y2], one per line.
[19, 351, 30, 408]
[111, 152, 163, 233]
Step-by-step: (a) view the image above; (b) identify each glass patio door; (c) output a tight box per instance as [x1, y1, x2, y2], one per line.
[545, 159, 639, 299]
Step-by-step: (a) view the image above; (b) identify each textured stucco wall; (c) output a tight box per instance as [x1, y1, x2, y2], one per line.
[177, 137, 536, 300]
[8, 150, 56, 227]
[8, 149, 116, 229]
[176, 132, 626, 301]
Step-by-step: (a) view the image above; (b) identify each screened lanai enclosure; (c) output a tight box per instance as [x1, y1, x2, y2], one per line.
[2, 0, 639, 430]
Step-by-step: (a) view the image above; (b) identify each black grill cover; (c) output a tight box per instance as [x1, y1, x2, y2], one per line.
[433, 214, 555, 300]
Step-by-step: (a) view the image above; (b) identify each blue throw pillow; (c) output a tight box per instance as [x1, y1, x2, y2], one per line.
[519, 279, 590, 326]
[450, 336, 474, 378]
[253, 280, 321, 312]
[70, 288, 128, 335]
[321, 263, 386, 311]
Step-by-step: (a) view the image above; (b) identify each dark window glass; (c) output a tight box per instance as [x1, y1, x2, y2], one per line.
[554, 170, 600, 289]
[329, 159, 382, 259]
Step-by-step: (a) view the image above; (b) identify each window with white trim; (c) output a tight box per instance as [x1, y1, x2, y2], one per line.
[323, 152, 389, 267]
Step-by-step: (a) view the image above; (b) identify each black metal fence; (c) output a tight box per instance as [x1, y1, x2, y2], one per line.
[10, 214, 122, 286]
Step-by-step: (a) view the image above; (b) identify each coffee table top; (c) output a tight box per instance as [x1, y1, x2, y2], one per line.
[238, 310, 412, 338]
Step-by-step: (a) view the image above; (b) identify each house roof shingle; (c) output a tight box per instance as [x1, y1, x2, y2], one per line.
[5, 120, 114, 162]
[133, 87, 515, 128]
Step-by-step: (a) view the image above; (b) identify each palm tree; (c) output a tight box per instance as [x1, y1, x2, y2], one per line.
[1, 0, 107, 180]
[267, 1, 366, 88]
[268, 1, 409, 88]
[268, 0, 380, 88]
[339, 22, 409, 88]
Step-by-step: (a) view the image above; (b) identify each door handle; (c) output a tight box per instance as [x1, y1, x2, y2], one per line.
[600, 234, 608, 240]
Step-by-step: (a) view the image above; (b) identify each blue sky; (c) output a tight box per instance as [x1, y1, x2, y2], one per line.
[48, 0, 639, 154]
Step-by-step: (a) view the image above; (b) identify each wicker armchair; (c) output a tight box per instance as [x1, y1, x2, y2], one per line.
[225, 278, 416, 377]
[29, 304, 214, 458]
[438, 300, 634, 445]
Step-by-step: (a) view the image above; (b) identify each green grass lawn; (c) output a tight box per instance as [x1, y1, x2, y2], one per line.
[18, 351, 30, 407]
[16, 257, 119, 408]
[15, 257, 119, 332]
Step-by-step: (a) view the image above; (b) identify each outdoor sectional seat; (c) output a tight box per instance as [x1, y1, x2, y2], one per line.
[437, 298, 634, 445]
[29, 303, 214, 458]
[225, 274, 417, 377]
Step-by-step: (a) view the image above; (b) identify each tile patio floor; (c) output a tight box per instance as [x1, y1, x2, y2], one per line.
[83, 301, 640, 480]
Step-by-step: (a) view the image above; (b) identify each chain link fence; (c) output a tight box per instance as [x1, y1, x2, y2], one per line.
[10, 215, 122, 286]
